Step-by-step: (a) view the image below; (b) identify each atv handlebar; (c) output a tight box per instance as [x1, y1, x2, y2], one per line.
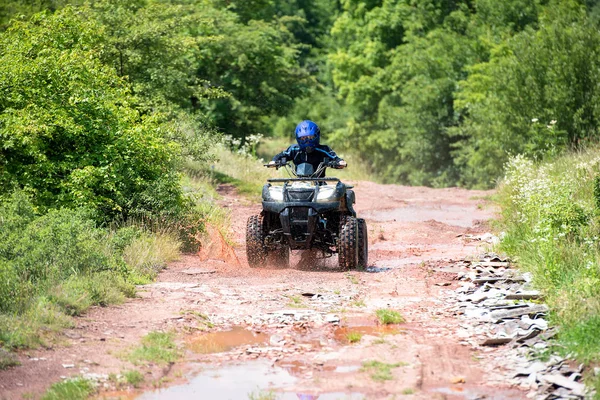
[264, 160, 346, 169]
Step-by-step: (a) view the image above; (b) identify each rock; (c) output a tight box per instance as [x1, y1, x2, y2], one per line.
[514, 362, 547, 377]
[182, 268, 216, 275]
[538, 374, 585, 395]
[270, 335, 285, 346]
[505, 291, 542, 300]
[451, 376, 466, 384]
[491, 304, 548, 322]
[325, 314, 340, 323]
[62, 364, 75, 369]
[481, 337, 513, 346]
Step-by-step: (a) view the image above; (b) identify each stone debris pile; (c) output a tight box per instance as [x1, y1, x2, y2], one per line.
[447, 252, 592, 400]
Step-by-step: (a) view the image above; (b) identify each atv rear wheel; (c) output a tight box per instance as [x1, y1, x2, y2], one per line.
[246, 214, 267, 268]
[272, 246, 290, 268]
[338, 215, 358, 270]
[358, 218, 368, 268]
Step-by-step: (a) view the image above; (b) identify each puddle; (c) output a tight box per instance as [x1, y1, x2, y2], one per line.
[334, 365, 361, 373]
[364, 204, 492, 227]
[278, 360, 336, 377]
[290, 394, 364, 400]
[137, 361, 364, 400]
[137, 361, 294, 399]
[186, 327, 268, 354]
[333, 325, 402, 343]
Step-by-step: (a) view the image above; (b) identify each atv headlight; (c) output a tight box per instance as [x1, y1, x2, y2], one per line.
[316, 186, 337, 202]
[268, 186, 284, 202]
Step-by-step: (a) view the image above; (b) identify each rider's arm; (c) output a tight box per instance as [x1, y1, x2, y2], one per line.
[272, 145, 299, 163]
[316, 146, 347, 167]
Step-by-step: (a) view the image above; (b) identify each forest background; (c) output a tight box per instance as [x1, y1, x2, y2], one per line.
[3, 0, 600, 384]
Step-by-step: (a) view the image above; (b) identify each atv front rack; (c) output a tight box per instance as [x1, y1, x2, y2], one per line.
[267, 178, 340, 183]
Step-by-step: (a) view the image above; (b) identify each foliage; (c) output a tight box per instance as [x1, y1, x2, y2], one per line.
[498, 149, 600, 364]
[41, 378, 95, 400]
[0, 7, 186, 220]
[453, 1, 600, 187]
[361, 360, 405, 381]
[0, 193, 179, 350]
[127, 331, 180, 365]
[123, 370, 145, 388]
[375, 309, 405, 325]
[0, 348, 19, 370]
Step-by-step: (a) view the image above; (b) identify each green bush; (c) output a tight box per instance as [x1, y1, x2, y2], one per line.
[0, 193, 175, 350]
[0, 7, 186, 221]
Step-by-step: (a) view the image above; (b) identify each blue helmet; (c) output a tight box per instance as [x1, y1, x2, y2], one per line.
[295, 120, 320, 151]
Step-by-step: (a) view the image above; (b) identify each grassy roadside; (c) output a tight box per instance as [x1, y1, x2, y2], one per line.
[497, 150, 600, 392]
[0, 171, 228, 364]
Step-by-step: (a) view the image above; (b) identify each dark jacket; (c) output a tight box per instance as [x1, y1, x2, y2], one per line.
[273, 144, 342, 177]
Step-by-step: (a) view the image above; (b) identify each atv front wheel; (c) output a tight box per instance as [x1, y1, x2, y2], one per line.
[246, 214, 267, 268]
[358, 218, 368, 268]
[339, 216, 358, 270]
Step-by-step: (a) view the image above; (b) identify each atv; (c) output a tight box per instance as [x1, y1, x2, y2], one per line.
[246, 159, 368, 269]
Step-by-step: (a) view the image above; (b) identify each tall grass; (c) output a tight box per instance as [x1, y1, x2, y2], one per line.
[0, 192, 182, 353]
[498, 149, 600, 383]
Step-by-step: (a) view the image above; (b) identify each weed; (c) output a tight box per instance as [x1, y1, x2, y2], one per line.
[122, 231, 181, 280]
[402, 388, 415, 395]
[248, 389, 279, 400]
[41, 378, 94, 400]
[287, 295, 305, 308]
[352, 299, 366, 308]
[376, 309, 405, 325]
[361, 360, 407, 381]
[346, 332, 363, 343]
[0, 348, 19, 370]
[333, 289, 341, 295]
[181, 310, 215, 329]
[372, 338, 387, 345]
[127, 331, 180, 365]
[123, 370, 145, 388]
[346, 273, 359, 285]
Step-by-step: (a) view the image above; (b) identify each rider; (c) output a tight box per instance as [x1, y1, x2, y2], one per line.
[268, 120, 347, 176]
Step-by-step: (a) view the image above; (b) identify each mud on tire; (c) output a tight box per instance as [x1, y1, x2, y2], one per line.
[246, 214, 267, 268]
[338, 215, 358, 270]
[358, 218, 368, 268]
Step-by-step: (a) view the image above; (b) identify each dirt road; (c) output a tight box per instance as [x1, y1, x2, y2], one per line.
[0, 182, 526, 399]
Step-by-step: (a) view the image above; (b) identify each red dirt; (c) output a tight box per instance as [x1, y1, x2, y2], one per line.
[0, 181, 526, 399]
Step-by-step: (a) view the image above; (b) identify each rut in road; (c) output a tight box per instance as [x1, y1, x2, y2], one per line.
[0, 181, 526, 400]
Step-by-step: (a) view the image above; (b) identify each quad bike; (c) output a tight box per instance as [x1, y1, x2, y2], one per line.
[246, 159, 368, 269]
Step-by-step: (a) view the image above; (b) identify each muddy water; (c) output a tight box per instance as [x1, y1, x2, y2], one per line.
[186, 327, 268, 354]
[137, 361, 364, 400]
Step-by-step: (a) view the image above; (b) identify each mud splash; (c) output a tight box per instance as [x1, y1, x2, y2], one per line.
[186, 327, 268, 354]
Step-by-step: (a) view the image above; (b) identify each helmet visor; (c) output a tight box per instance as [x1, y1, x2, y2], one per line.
[298, 135, 316, 143]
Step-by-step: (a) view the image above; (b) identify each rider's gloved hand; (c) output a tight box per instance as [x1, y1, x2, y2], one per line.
[337, 160, 347, 169]
[268, 160, 276, 166]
